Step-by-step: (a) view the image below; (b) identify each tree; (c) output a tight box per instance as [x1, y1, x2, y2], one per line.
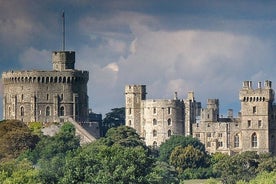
[61, 143, 154, 184]
[102, 107, 125, 136]
[0, 159, 39, 184]
[158, 135, 206, 162]
[0, 120, 39, 162]
[169, 145, 210, 179]
[213, 151, 259, 184]
[102, 125, 146, 148]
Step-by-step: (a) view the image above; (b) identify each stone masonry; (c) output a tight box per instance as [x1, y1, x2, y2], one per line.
[2, 51, 89, 123]
[125, 81, 276, 155]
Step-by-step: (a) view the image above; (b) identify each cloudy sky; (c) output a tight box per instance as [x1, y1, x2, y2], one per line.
[1, 0, 276, 118]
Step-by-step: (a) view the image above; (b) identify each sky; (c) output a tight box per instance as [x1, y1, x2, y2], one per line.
[1, 0, 276, 118]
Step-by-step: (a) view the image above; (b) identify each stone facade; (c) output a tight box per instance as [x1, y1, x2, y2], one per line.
[125, 81, 276, 155]
[2, 51, 89, 123]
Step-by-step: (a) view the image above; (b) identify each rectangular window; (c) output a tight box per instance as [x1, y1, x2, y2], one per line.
[129, 108, 132, 115]
[253, 106, 256, 114]
[258, 120, 262, 127]
[218, 133, 222, 137]
[168, 107, 171, 114]
[153, 107, 156, 114]
[207, 133, 211, 137]
[218, 141, 223, 147]
[248, 120, 251, 127]
[195, 133, 200, 138]
[207, 142, 211, 147]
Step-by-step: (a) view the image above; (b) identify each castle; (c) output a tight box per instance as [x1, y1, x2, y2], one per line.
[125, 81, 276, 155]
[2, 51, 89, 123]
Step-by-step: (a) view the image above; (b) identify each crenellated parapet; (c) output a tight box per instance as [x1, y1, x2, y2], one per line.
[2, 70, 88, 85]
[239, 80, 274, 102]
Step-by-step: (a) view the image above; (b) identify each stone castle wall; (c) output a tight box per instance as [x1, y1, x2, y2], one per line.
[2, 51, 89, 123]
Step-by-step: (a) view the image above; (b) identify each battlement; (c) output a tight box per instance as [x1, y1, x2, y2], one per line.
[125, 85, 146, 94]
[240, 80, 274, 102]
[52, 51, 75, 71]
[2, 70, 89, 84]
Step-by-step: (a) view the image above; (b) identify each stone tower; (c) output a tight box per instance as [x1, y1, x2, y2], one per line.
[239, 80, 274, 153]
[125, 85, 146, 134]
[2, 50, 89, 123]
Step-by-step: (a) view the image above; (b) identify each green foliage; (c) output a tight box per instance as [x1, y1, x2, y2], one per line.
[102, 107, 125, 135]
[103, 125, 146, 148]
[0, 159, 39, 184]
[213, 151, 259, 184]
[28, 122, 43, 135]
[61, 143, 154, 184]
[237, 171, 276, 184]
[169, 145, 210, 179]
[146, 161, 179, 184]
[0, 120, 39, 162]
[159, 135, 206, 162]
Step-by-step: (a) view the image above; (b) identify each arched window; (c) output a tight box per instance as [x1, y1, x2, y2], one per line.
[153, 141, 157, 149]
[60, 106, 65, 116]
[252, 132, 257, 148]
[168, 130, 172, 137]
[153, 119, 157, 125]
[20, 106, 24, 116]
[153, 130, 157, 137]
[167, 118, 172, 126]
[234, 134, 239, 147]
[46, 106, 50, 116]
[128, 120, 132, 126]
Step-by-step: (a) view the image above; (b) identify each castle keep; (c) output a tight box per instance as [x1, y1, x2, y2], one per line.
[125, 81, 276, 155]
[2, 51, 89, 123]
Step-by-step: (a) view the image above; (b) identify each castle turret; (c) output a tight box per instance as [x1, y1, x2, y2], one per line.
[239, 80, 274, 153]
[52, 51, 75, 71]
[125, 85, 146, 134]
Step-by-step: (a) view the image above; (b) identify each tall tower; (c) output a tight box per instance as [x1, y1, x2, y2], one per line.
[125, 85, 146, 134]
[239, 80, 274, 153]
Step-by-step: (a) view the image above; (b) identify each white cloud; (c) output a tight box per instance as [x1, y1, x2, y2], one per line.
[19, 47, 51, 70]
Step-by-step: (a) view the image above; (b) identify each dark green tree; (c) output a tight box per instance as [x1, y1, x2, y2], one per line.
[213, 151, 259, 184]
[102, 107, 125, 136]
[158, 135, 205, 162]
[0, 120, 39, 162]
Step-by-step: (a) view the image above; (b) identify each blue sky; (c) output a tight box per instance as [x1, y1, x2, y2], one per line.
[1, 0, 276, 118]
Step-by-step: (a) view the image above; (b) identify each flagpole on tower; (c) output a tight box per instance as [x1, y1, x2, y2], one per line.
[62, 11, 65, 51]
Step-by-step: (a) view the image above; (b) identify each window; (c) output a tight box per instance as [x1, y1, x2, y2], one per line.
[167, 118, 172, 126]
[60, 106, 65, 116]
[195, 133, 200, 138]
[253, 106, 256, 114]
[248, 120, 251, 127]
[252, 133, 257, 148]
[46, 106, 50, 116]
[153, 107, 156, 114]
[207, 133, 211, 137]
[234, 134, 239, 147]
[8, 106, 11, 117]
[207, 142, 211, 147]
[168, 130, 172, 137]
[20, 106, 24, 116]
[218, 133, 222, 137]
[218, 141, 223, 147]
[21, 94, 24, 101]
[153, 141, 157, 149]
[153, 130, 157, 137]
[128, 120, 132, 126]
[168, 107, 171, 114]
[129, 108, 132, 115]
[153, 119, 157, 125]
[47, 94, 49, 101]
[258, 120, 262, 127]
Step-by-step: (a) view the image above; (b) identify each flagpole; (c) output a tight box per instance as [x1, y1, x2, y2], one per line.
[62, 11, 65, 51]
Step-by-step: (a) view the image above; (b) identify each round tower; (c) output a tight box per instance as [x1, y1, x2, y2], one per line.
[2, 51, 89, 123]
